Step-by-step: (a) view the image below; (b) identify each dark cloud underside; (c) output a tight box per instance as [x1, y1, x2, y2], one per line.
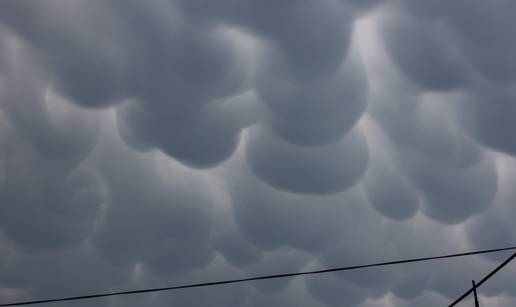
[1, 1, 516, 307]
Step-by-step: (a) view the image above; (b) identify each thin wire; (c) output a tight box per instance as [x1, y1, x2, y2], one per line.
[448, 250, 516, 307]
[1, 246, 516, 306]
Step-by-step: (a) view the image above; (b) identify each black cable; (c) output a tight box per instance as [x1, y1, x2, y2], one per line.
[448, 250, 516, 307]
[1, 246, 516, 306]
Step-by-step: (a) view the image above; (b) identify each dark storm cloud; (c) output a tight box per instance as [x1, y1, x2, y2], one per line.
[465, 156, 516, 264]
[305, 271, 369, 307]
[0, 34, 101, 162]
[364, 23, 499, 224]
[91, 121, 216, 274]
[1, 0, 516, 307]
[223, 148, 370, 251]
[245, 126, 368, 194]
[378, 8, 471, 91]
[395, 0, 516, 84]
[176, 0, 355, 79]
[256, 47, 368, 146]
[0, 0, 130, 107]
[0, 246, 129, 300]
[0, 77, 101, 251]
[378, 0, 516, 157]
[362, 118, 420, 220]
[0, 0, 248, 168]
[455, 83, 516, 156]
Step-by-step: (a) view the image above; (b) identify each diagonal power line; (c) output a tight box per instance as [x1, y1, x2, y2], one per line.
[448, 249, 516, 307]
[1, 246, 516, 306]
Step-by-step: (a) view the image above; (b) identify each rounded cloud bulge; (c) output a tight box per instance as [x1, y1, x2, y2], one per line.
[0, 0, 250, 168]
[246, 125, 368, 195]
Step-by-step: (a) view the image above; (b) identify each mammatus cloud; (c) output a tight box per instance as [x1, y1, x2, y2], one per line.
[1, 0, 516, 307]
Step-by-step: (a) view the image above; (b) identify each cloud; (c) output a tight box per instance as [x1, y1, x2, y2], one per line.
[245, 126, 368, 194]
[91, 121, 217, 275]
[1, 0, 516, 307]
[256, 47, 368, 146]
[0, 66, 101, 251]
[378, 7, 471, 91]
[224, 147, 371, 251]
[305, 272, 368, 307]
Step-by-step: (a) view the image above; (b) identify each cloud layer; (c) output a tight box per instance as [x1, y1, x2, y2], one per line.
[1, 0, 516, 306]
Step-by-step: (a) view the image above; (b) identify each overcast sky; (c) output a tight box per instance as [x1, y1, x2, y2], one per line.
[1, 0, 516, 306]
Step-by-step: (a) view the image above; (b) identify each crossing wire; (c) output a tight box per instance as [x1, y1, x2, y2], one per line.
[448, 250, 516, 307]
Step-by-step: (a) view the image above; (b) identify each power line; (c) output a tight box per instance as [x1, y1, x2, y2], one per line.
[448, 250, 516, 307]
[1, 246, 516, 306]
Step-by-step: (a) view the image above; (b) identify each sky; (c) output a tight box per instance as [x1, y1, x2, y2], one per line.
[1, 0, 516, 306]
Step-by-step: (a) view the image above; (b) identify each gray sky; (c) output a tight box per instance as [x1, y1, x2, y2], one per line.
[1, 0, 516, 306]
